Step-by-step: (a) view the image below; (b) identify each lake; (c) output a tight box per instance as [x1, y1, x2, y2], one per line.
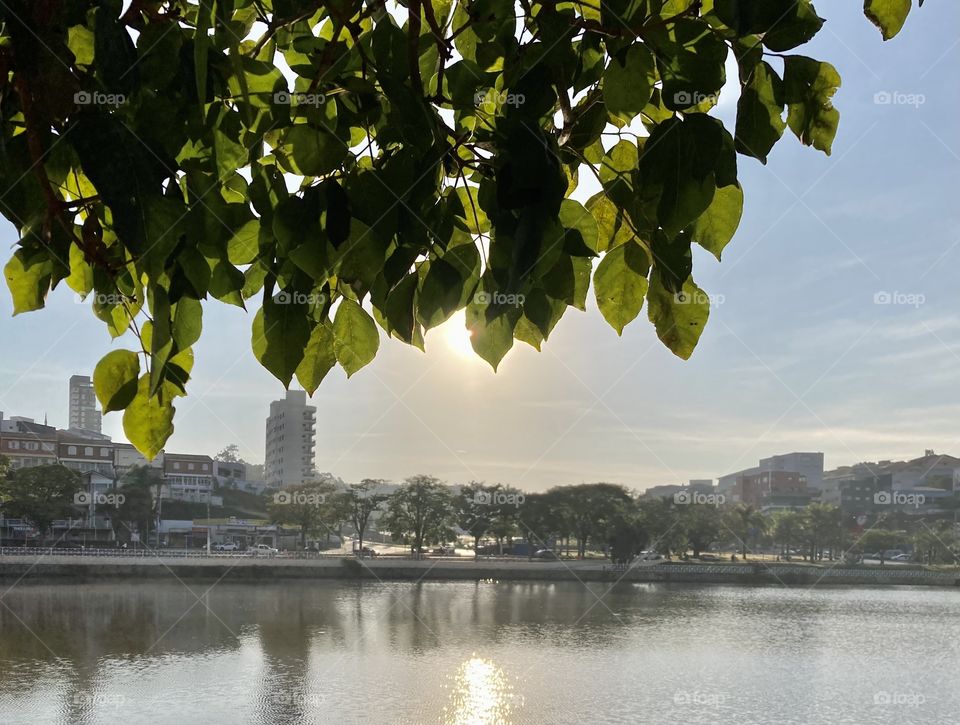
[0, 580, 957, 724]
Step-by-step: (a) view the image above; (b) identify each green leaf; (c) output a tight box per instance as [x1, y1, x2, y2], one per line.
[333, 298, 380, 377]
[252, 297, 311, 386]
[4, 250, 52, 315]
[280, 125, 349, 176]
[122, 376, 175, 460]
[227, 219, 261, 265]
[783, 56, 841, 155]
[691, 184, 744, 261]
[735, 61, 786, 163]
[296, 321, 337, 395]
[65, 243, 94, 297]
[195, 0, 214, 102]
[466, 304, 516, 371]
[650, 19, 728, 112]
[68, 25, 95, 67]
[647, 270, 710, 360]
[602, 44, 656, 122]
[559, 199, 600, 256]
[639, 116, 722, 237]
[93, 349, 141, 413]
[594, 241, 650, 335]
[864, 0, 912, 40]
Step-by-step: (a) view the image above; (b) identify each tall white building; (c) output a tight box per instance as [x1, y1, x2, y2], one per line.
[264, 390, 317, 489]
[69, 375, 101, 434]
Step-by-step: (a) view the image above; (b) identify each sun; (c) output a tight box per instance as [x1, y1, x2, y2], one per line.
[441, 311, 475, 359]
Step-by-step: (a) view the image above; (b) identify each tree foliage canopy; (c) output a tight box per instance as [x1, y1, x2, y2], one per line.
[0, 0, 921, 456]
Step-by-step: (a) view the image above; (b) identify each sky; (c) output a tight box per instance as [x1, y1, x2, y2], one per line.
[1, 4, 959, 492]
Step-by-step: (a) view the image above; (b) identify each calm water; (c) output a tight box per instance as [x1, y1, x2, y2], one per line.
[0, 580, 958, 724]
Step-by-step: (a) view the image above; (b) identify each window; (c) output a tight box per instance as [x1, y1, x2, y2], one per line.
[9, 441, 19, 450]
[101, 448, 110, 457]
[202, 464, 209, 471]
[173, 462, 180, 470]
[188, 463, 195, 471]
[85, 447, 93, 456]
[25, 442, 39, 451]
[68, 446, 77, 455]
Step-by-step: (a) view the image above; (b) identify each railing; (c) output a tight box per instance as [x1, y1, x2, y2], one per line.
[0, 546, 344, 560]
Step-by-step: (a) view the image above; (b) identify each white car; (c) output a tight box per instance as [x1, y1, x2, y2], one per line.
[252, 544, 278, 556]
[215, 543, 239, 552]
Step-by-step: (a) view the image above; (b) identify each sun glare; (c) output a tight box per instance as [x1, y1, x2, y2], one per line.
[441, 311, 476, 359]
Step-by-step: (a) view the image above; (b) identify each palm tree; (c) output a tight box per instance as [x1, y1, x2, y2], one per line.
[723, 504, 767, 559]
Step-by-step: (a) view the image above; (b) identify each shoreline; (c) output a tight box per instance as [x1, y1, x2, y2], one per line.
[2, 555, 959, 588]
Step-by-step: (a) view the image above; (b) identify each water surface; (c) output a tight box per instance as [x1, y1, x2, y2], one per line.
[0, 580, 957, 724]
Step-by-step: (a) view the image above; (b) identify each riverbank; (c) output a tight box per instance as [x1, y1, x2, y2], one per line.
[2, 554, 959, 587]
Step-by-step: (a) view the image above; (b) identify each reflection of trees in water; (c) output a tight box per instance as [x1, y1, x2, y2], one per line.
[0, 578, 698, 701]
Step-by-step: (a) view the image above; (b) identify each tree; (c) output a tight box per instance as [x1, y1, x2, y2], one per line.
[0, 465, 83, 543]
[214, 444, 244, 463]
[456, 482, 500, 558]
[0, 454, 9, 481]
[722, 504, 767, 559]
[771, 510, 804, 558]
[801, 503, 843, 561]
[267, 478, 337, 549]
[338, 479, 389, 556]
[680, 503, 722, 558]
[553, 483, 634, 557]
[382, 475, 454, 556]
[0, 1, 925, 459]
[605, 506, 648, 565]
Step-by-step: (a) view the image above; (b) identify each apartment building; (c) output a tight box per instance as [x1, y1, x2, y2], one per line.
[68, 375, 102, 434]
[264, 390, 317, 489]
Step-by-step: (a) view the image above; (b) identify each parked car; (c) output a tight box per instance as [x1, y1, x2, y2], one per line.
[890, 553, 912, 561]
[358, 546, 378, 558]
[638, 551, 663, 561]
[533, 549, 559, 560]
[698, 553, 719, 561]
[215, 542, 239, 552]
[432, 546, 456, 556]
[252, 544, 278, 557]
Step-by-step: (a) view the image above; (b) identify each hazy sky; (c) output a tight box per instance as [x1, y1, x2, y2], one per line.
[1, 5, 958, 492]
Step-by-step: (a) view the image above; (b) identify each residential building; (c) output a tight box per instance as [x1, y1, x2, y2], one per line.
[0, 418, 58, 469]
[730, 470, 813, 511]
[642, 485, 685, 500]
[718, 467, 760, 495]
[265, 390, 317, 489]
[759, 452, 824, 491]
[163, 453, 216, 503]
[68, 375, 102, 434]
[57, 434, 115, 476]
[113, 443, 164, 477]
